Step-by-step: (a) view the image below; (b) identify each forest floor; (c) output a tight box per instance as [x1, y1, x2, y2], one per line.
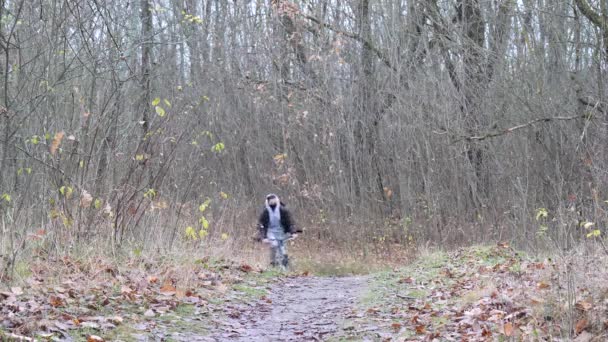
[1, 244, 607, 341]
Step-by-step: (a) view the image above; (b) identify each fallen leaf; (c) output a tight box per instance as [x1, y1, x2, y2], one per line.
[530, 296, 545, 305]
[160, 283, 176, 295]
[415, 325, 426, 335]
[148, 276, 159, 284]
[239, 264, 253, 273]
[537, 281, 550, 289]
[398, 277, 414, 284]
[87, 335, 104, 342]
[367, 307, 380, 314]
[575, 318, 588, 335]
[503, 322, 514, 336]
[391, 322, 402, 331]
[108, 316, 123, 324]
[176, 289, 185, 299]
[11, 287, 23, 296]
[576, 300, 593, 312]
[144, 309, 155, 317]
[49, 295, 64, 307]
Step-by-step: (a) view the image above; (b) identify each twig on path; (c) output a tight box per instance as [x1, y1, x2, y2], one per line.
[396, 293, 417, 300]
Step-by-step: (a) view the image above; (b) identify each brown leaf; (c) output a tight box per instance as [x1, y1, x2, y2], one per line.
[108, 316, 123, 325]
[537, 281, 550, 290]
[49, 295, 64, 307]
[367, 307, 380, 314]
[148, 276, 159, 284]
[239, 264, 254, 273]
[530, 296, 545, 305]
[575, 318, 589, 335]
[576, 300, 593, 312]
[391, 322, 402, 331]
[80, 190, 93, 208]
[176, 289, 186, 299]
[50, 131, 65, 156]
[160, 283, 176, 295]
[87, 336, 104, 342]
[503, 322, 514, 336]
[398, 277, 414, 284]
[415, 325, 426, 335]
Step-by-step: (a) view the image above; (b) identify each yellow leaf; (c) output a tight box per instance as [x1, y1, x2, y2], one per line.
[221, 233, 229, 240]
[185, 226, 197, 240]
[152, 97, 161, 106]
[200, 216, 209, 229]
[155, 106, 166, 117]
[535, 208, 548, 221]
[199, 199, 211, 212]
[211, 142, 225, 153]
[273, 153, 287, 163]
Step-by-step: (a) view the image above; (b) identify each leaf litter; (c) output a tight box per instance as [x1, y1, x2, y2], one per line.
[0, 255, 264, 341]
[343, 244, 608, 341]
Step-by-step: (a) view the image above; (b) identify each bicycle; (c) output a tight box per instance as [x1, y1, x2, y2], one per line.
[260, 233, 298, 271]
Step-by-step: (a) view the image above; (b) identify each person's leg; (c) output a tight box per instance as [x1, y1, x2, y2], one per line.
[280, 240, 289, 267]
[269, 239, 279, 266]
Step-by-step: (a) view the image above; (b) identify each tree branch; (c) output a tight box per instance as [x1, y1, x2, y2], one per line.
[575, 0, 608, 31]
[302, 14, 397, 72]
[451, 114, 586, 143]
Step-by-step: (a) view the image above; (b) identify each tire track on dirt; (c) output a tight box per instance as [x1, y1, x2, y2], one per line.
[210, 275, 367, 341]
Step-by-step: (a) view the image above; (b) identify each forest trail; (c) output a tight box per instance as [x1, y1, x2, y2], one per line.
[206, 275, 366, 341]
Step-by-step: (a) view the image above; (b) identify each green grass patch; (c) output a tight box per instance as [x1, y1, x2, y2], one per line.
[232, 283, 268, 299]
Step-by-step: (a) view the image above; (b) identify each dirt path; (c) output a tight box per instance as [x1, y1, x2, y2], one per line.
[208, 275, 367, 341]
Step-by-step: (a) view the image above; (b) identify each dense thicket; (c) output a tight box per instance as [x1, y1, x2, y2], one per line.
[1, 0, 607, 253]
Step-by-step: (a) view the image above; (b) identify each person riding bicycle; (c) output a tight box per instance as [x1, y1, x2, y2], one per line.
[257, 194, 300, 267]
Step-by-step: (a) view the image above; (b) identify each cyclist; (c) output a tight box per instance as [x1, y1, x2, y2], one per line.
[257, 194, 300, 268]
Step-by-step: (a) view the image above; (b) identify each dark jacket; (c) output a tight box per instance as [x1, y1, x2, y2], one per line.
[258, 205, 299, 238]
